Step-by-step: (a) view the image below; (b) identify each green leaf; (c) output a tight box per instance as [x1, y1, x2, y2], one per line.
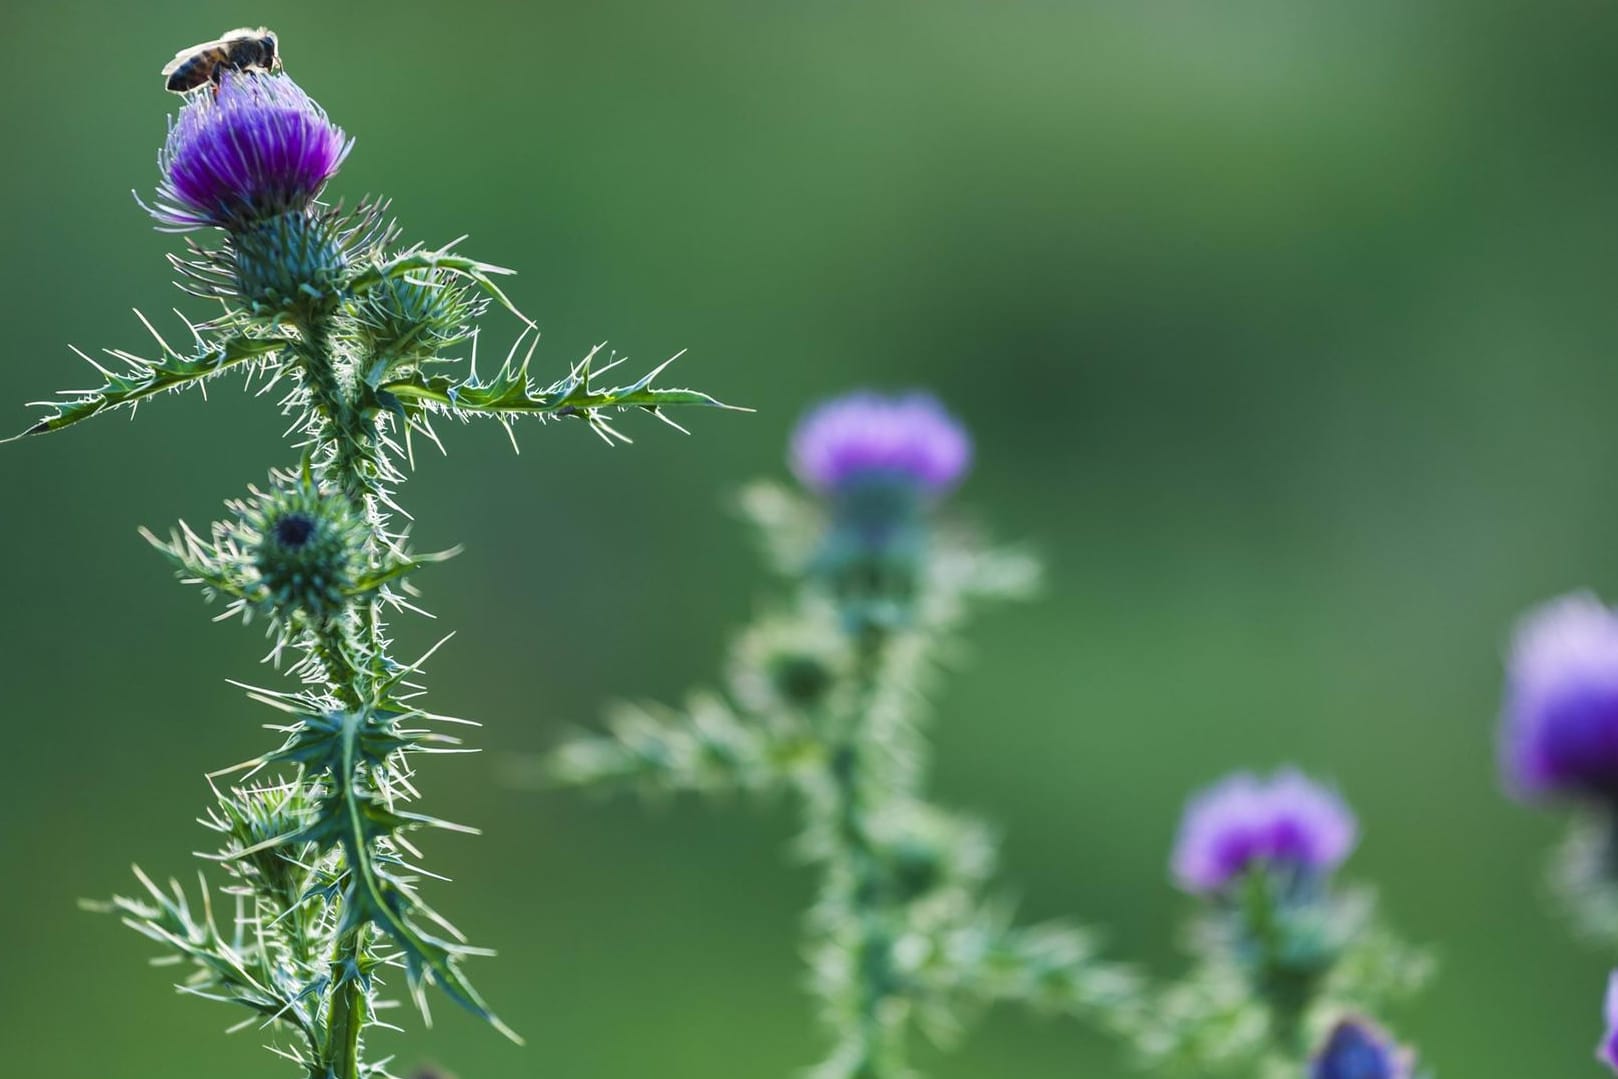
[323, 708, 520, 1043]
[91, 867, 322, 1054]
[381, 334, 747, 444]
[348, 546, 461, 594]
[10, 314, 290, 440]
[346, 242, 528, 326]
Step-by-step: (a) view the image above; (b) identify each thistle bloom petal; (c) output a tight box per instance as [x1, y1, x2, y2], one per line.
[790, 391, 971, 497]
[1170, 768, 1357, 895]
[1501, 593, 1618, 800]
[1310, 1019, 1412, 1079]
[152, 71, 351, 231]
[1600, 971, 1618, 1072]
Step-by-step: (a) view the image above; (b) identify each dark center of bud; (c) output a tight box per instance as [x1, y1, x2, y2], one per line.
[769, 654, 834, 708]
[273, 512, 317, 549]
[887, 836, 947, 902]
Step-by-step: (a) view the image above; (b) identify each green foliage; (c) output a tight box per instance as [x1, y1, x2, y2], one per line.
[12, 317, 290, 438]
[549, 482, 1132, 1077]
[237, 673, 514, 1043]
[380, 335, 744, 448]
[1548, 811, 1618, 953]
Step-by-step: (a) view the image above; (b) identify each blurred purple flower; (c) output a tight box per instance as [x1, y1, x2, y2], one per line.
[1501, 593, 1618, 801]
[1171, 769, 1357, 895]
[789, 391, 971, 497]
[1309, 1018, 1412, 1079]
[151, 71, 351, 231]
[1600, 972, 1618, 1072]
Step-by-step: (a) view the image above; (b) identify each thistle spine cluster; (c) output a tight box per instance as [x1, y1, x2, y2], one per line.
[18, 59, 733, 1079]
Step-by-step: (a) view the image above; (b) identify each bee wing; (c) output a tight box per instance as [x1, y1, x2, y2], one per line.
[160, 45, 199, 77]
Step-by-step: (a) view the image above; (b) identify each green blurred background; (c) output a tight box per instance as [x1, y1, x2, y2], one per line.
[3, 1, 1615, 1074]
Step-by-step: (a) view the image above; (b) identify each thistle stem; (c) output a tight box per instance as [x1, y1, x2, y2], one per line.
[295, 317, 376, 508]
[298, 315, 388, 1079]
[324, 931, 367, 1078]
[820, 624, 906, 1078]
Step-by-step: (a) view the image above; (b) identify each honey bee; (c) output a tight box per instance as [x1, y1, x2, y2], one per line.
[162, 28, 280, 94]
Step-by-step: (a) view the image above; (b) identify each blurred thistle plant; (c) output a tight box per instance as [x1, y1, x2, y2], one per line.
[1496, 593, 1618, 1069]
[14, 52, 736, 1079]
[548, 391, 1136, 1078]
[1131, 770, 1432, 1078]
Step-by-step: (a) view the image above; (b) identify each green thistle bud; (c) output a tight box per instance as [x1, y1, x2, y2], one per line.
[244, 478, 365, 623]
[204, 782, 323, 905]
[229, 209, 348, 320]
[350, 268, 486, 369]
[871, 806, 995, 905]
[816, 528, 927, 629]
[728, 613, 850, 718]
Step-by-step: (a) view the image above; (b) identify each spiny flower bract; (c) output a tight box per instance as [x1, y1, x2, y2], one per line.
[1501, 593, 1618, 801]
[152, 70, 351, 232]
[790, 391, 971, 499]
[1171, 769, 1357, 895]
[1310, 1018, 1412, 1079]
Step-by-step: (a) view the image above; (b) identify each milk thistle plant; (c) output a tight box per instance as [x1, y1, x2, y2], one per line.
[550, 391, 1136, 1078]
[1497, 593, 1618, 1068]
[1133, 769, 1431, 1078]
[11, 56, 733, 1078]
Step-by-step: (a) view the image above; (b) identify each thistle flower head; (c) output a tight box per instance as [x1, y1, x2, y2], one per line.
[1501, 593, 1618, 801]
[1310, 1018, 1412, 1079]
[1601, 971, 1618, 1073]
[1171, 769, 1357, 895]
[790, 391, 971, 500]
[152, 70, 351, 232]
[243, 478, 365, 623]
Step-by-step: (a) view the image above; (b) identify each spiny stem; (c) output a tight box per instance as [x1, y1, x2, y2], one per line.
[324, 926, 367, 1079]
[823, 626, 907, 1078]
[295, 318, 377, 509]
[298, 315, 387, 1079]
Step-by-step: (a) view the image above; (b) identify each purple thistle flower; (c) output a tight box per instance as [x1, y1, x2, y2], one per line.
[1500, 593, 1618, 801]
[1309, 1019, 1412, 1079]
[1600, 971, 1618, 1072]
[789, 392, 971, 498]
[1170, 769, 1357, 895]
[151, 71, 351, 232]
